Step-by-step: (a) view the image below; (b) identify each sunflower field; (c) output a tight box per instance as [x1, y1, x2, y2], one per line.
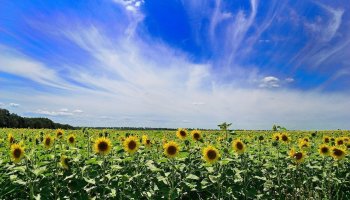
[0, 128, 349, 199]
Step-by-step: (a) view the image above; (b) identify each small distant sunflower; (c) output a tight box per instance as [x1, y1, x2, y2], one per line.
[60, 155, 70, 170]
[289, 148, 305, 163]
[67, 134, 76, 145]
[8, 134, 15, 144]
[343, 137, 349, 144]
[176, 128, 188, 140]
[10, 144, 25, 163]
[191, 130, 202, 141]
[258, 136, 264, 141]
[303, 137, 309, 142]
[145, 139, 151, 147]
[163, 141, 180, 158]
[232, 139, 246, 154]
[318, 144, 330, 156]
[43, 135, 54, 149]
[56, 129, 64, 139]
[298, 141, 310, 149]
[94, 137, 112, 155]
[330, 147, 346, 160]
[272, 133, 281, 141]
[335, 137, 344, 146]
[281, 133, 290, 143]
[323, 136, 330, 143]
[142, 135, 149, 145]
[123, 136, 139, 154]
[202, 145, 220, 164]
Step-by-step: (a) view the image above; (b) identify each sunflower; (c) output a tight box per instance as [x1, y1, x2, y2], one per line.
[258, 136, 264, 141]
[343, 137, 349, 144]
[176, 128, 188, 140]
[163, 141, 180, 158]
[330, 147, 346, 160]
[202, 145, 220, 164]
[281, 133, 290, 143]
[318, 144, 330, 156]
[94, 137, 112, 155]
[60, 155, 70, 170]
[67, 134, 76, 145]
[323, 136, 330, 143]
[298, 141, 310, 149]
[142, 135, 149, 145]
[191, 129, 202, 141]
[43, 135, 54, 149]
[335, 137, 344, 146]
[10, 144, 25, 163]
[232, 139, 246, 154]
[56, 129, 64, 139]
[289, 148, 305, 163]
[123, 136, 139, 154]
[272, 133, 281, 141]
[8, 133, 15, 144]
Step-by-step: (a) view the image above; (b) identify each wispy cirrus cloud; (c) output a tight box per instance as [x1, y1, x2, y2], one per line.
[0, 0, 349, 129]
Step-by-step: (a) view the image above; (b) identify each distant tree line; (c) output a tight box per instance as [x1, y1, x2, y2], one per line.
[0, 109, 74, 129]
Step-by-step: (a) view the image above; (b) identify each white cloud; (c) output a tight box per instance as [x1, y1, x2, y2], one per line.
[259, 76, 280, 88]
[315, 3, 344, 42]
[0, 45, 77, 90]
[34, 109, 73, 116]
[285, 78, 294, 83]
[9, 103, 20, 107]
[59, 108, 69, 112]
[0, 102, 5, 107]
[1, 1, 350, 130]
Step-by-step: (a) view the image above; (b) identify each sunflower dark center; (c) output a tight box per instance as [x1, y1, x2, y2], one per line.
[294, 152, 303, 160]
[69, 137, 75, 143]
[45, 138, 51, 146]
[13, 148, 22, 158]
[304, 139, 308, 142]
[282, 135, 288, 141]
[258, 136, 264, 141]
[333, 148, 343, 156]
[193, 133, 200, 140]
[325, 138, 329, 143]
[207, 150, 217, 160]
[98, 141, 108, 151]
[275, 136, 279, 140]
[180, 131, 186, 137]
[10, 137, 14, 143]
[337, 140, 343, 145]
[321, 147, 329, 153]
[57, 132, 62, 137]
[128, 140, 137, 150]
[146, 140, 150, 145]
[167, 145, 177, 155]
[236, 142, 244, 150]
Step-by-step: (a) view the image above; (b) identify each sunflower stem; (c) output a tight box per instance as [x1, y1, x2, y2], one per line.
[53, 140, 58, 200]
[25, 157, 34, 200]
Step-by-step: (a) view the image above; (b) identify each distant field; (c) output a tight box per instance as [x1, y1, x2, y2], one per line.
[0, 128, 349, 199]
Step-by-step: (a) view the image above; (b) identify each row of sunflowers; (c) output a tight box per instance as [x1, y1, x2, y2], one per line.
[0, 128, 349, 199]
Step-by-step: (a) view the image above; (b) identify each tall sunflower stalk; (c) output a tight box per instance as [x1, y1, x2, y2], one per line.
[53, 139, 58, 200]
[25, 156, 35, 200]
[168, 158, 177, 200]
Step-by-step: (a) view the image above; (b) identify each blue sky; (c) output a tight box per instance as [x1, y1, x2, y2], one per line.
[1, 0, 350, 129]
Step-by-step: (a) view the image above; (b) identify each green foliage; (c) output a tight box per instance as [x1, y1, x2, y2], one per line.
[0, 109, 73, 129]
[0, 128, 349, 199]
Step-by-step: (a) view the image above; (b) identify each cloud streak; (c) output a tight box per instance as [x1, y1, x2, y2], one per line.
[0, 0, 349, 129]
